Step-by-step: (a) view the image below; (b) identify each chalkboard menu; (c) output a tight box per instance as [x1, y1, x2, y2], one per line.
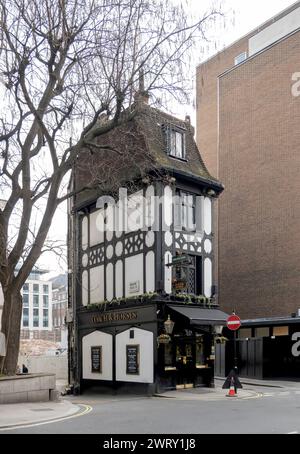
[91, 346, 102, 373]
[126, 345, 139, 375]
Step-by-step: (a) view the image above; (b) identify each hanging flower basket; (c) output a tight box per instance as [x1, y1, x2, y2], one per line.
[157, 334, 171, 345]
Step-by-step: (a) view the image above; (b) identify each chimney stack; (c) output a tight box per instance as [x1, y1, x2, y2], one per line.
[134, 69, 150, 105]
[185, 114, 195, 136]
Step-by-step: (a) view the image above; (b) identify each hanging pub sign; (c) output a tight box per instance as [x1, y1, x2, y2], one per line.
[91, 346, 102, 373]
[173, 278, 187, 291]
[126, 345, 140, 375]
[166, 255, 193, 267]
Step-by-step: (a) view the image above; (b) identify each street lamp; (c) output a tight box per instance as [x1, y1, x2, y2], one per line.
[164, 315, 175, 335]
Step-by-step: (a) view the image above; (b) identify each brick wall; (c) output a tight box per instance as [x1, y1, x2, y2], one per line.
[218, 31, 300, 318]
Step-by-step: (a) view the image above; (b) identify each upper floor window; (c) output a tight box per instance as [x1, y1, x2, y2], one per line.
[174, 190, 204, 234]
[173, 255, 203, 296]
[43, 295, 49, 307]
[22, 308, 29, 328]
[33, 284, 39, 294]
[170, 129, 185, 159]
[234, 52, 247, 66]
[163, 124, 186, 160]
[175, 190, 196, 232]
[43, 285, 49, 294]
[23, 283, 29, 293]
[33, 294, 39, 307]
[22, 293, 29, 307]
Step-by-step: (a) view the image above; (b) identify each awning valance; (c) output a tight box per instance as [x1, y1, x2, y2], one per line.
[167, 305, 228, 326]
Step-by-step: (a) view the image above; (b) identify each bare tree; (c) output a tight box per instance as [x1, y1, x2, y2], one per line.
[0, 0, 223, 375]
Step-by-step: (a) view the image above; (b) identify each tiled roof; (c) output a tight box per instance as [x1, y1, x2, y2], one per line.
[74, 102, 223, 206]
[135, 103, 221, 185]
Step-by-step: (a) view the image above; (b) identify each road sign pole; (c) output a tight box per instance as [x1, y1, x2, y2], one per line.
[234, 330, 238, 370]
[226, 312, 241, 373]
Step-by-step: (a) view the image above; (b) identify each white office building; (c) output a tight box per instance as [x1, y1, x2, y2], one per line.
[21, 268, 53, 338]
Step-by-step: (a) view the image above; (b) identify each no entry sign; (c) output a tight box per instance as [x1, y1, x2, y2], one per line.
[226, 314, 241, 331]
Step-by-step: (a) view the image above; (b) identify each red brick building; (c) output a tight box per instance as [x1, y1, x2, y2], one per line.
[196, 2, 300, 319]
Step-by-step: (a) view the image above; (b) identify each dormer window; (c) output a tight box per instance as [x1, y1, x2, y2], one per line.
[170, 129, 185, 159]
[163, 124, 186, 160]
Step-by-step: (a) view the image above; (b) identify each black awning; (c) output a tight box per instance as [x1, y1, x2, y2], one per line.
[168, 305, 228, 326]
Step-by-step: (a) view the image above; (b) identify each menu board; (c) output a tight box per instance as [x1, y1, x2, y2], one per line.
[91, 346, 102, 373]
[126, 345, 139, 375]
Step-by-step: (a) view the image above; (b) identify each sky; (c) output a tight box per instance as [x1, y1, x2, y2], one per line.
[41, 0, 298, 279]
[213, 0, 297, 46]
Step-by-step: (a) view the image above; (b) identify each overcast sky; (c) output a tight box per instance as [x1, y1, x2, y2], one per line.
[213, 0, 297, 46]
[43, 0, 298, 278]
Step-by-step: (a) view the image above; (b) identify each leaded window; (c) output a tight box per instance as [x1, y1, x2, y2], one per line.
[174, 255, 202, 295]
[174, 190, 196, 232]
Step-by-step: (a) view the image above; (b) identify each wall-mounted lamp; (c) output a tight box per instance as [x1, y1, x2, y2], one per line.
[206, 189, 217, 198]
[164, 315, 175, 335]
[214, 325, 224, 336]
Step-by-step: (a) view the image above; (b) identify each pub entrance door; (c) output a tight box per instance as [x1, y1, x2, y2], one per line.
[175, 338, 195, 388]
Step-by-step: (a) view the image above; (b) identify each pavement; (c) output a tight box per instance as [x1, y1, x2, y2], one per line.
[215, 376, 300, 389]
[0, 400, 82, 430]
[154, 385, 259, 401]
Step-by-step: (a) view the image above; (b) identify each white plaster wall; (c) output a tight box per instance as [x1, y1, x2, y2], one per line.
[106, 263, 114, 302]
[90, 266, 104, 304]
[82, 270, 89, 306]
[196, 196, 205, 234]
[0, 284, 3, 331]
[249, 8, 300, 56]
[204, 239, 212, 254]
[145, 185, 155, 228]
[115, 260, 123, 298]
[127, 190, 144, 232]
[163, 185, 173, 228]
[125, 254, 143, 297]
[164, 251, 172, 294]
[204, 258, 212, 298]
[146, 251, 155, 293]
[81, 216, 88, 250]
[105, 205, 114, 242]
[82, 331, 113, 381]
[89, 210, 104, 246]
[116, 328, 154, 383]
[204, 197, 212, 235]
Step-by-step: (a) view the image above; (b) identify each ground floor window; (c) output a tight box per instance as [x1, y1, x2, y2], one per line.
[173, 255, 202, 295]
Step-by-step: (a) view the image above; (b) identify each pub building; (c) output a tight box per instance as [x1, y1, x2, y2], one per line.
[67, 90, 227, 394]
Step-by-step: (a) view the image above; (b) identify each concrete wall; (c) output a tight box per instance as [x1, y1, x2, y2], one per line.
[249, 7, 300, 56]
[19, 355, 68, 380]
[0, 374, 56, 404]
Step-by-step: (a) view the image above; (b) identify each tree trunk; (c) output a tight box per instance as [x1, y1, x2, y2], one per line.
[0, 289, 22, 375]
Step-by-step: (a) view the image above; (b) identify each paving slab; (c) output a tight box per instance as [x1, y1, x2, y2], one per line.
[215, 377, 300, 389]
[0, 400, 80, 429]
[154, 386, 259, 401]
